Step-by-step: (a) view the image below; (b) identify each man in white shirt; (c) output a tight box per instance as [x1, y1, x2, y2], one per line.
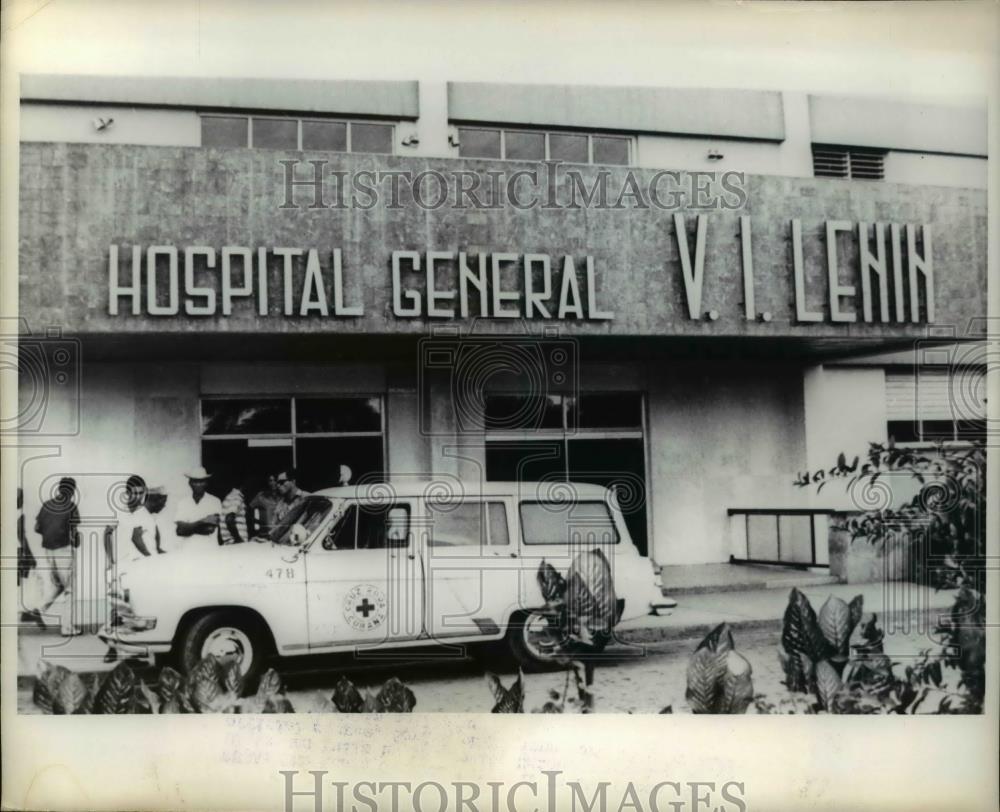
[174, 466, 222, 544]
[145, 485, 171, 554]
[116, 475, 157, 565]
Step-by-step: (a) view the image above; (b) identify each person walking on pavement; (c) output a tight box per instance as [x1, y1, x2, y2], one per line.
[34, 477, 81, 635]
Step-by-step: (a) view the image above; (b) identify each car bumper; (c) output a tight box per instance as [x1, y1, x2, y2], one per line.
[97, 625, 172, 655]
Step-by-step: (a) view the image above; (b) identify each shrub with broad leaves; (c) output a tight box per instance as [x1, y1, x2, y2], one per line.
[33, 656, 295, 714]
[330, 675, 416, 713]
[485, 671, 524, 713]
[534, 549, 620, 685]
[685, 622, 754, 714]
[765, 586, 985, 714]
[483, 662, 594, 714]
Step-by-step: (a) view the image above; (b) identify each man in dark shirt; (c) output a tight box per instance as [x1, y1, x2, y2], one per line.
[34, 477, 81, 632]
[249, 474, 280, 537]
[274, 468, 308, 525]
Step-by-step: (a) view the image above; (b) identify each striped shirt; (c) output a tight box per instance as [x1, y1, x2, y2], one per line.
[219, 488, 248, 544]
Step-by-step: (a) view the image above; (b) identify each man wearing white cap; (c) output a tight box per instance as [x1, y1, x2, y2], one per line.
[174, 466, 222, 544]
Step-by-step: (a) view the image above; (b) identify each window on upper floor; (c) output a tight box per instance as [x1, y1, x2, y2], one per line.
[200, 114, 394, 154]
[456, 126, 632, 166]
[886, 370, 987, 445]
[812, 145, 886, 180]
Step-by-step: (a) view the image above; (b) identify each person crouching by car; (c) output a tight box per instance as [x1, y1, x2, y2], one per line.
[220, 476, 255, 545]
[174, 466, 222, 545]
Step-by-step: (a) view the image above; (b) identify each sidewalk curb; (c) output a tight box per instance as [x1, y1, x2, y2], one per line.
[616, 605, 945, 648]
[617, 617, 782, 646]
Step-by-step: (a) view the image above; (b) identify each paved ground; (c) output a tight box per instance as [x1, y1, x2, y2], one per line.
[17, 581, 959, 714]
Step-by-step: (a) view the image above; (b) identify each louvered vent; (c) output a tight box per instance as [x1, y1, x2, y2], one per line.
[812, 147, 850, 178]
[812, 145, 886, 180]
[848, 149, 885, 180]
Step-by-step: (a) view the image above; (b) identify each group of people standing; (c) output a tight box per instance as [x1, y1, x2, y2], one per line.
[18, 465, 312, 636]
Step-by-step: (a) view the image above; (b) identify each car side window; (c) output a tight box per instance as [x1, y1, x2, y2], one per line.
[271, 496, 335, 546]
[428, 502, 483, 547]
[427, 501, 510, 547]
[357, 503, 410, 549]
[321, 505, 357, 551]
[519, 500, 620, 545]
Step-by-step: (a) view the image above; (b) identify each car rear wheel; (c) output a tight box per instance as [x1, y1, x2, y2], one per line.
[506, 611, 566, 670]
[178, 609, 269, 687]
[505, 611, 613, 670]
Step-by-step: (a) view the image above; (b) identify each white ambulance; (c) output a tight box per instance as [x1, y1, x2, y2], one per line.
[100, 481, 670, 680]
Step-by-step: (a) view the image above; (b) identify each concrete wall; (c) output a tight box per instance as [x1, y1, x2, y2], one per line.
[800, 364, 932, 515]
[803, 365, 887, 478]
[18, 143, 988, 340]
[884, 152, 988, 189]
[647, 362, 809, 566]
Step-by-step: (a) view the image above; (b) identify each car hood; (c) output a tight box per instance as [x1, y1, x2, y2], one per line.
[117, 541, 303, 587]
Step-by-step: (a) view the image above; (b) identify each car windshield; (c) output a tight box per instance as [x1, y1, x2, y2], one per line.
[265, 496, 342, 546]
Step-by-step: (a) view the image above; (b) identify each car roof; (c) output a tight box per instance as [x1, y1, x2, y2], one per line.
[312, 480, 612, 500]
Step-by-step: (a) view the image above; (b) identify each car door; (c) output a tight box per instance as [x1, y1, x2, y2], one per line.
[423, 497, 521, 639]
[304, 498, 424, 651]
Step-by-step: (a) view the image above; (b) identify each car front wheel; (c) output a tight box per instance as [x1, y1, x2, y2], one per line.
[177, 609, 269, 687]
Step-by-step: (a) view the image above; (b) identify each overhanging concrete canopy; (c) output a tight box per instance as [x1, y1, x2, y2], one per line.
[20, 74, 420, 119]
[448, 82, 785, 141]
[809, 94, 987, 157]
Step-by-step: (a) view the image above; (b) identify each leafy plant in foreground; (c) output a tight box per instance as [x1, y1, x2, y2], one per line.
[768, 586, 985, 714]
[330, 675, 416, 713]
[485, 671, 524, 713]
[484, 663, 594, 714]
[535, 548, 620, 685]
[685, 622, 754, 714]
[33, 656, 295, 714]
